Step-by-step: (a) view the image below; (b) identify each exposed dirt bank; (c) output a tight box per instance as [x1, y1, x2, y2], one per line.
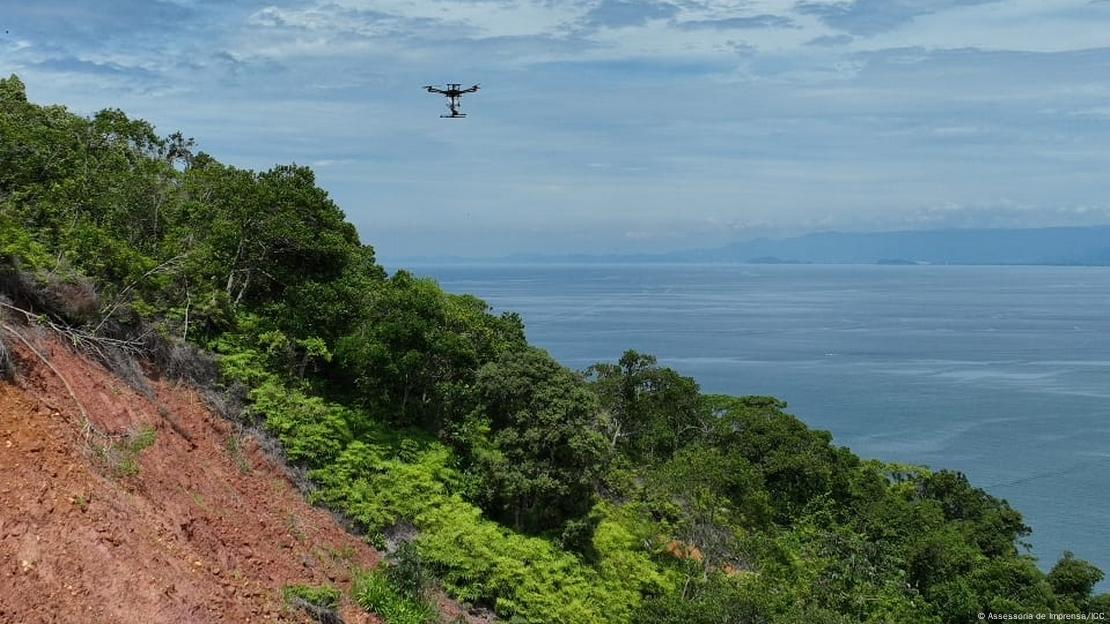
[0, 334, 379, 623]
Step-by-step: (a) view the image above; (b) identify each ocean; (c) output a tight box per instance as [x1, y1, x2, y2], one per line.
[402, 262, 1110, 587]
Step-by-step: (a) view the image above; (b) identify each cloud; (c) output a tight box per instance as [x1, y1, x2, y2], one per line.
[28, 57, 160, 79]
[806, 33, 854, 46]
[583, 0, 680, 28]
[678, 14, 798, 30]
[900, 200, 1110, 230]
[2, 0, 199, 49]
[242, 3, 476, 47]
[246, 4, 414, 35]
[795, 0, 1001, 35]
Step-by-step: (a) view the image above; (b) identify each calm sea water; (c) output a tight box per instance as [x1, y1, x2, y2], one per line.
[403, 263, 1110, 586]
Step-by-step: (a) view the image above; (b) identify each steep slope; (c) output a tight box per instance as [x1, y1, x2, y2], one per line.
[0, 332, 379, 624]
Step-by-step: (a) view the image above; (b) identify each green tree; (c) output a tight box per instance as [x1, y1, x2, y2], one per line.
[706, 395, 860, 521]
[335, 271, 524, 427]
[1047, 552, 1104, 609]
[915, 470, 1029, 558]
[587, 350, 705, 462]
[462, 347, 611, 532]
[644, 444, 770, 567]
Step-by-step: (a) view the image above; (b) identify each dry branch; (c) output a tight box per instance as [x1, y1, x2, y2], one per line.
[1, 322, 88, 422]
[0, 301, 144, 362]
[0, 332, 14, 381]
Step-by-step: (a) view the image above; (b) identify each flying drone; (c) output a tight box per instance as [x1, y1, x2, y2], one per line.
[423, 83, 480, 118]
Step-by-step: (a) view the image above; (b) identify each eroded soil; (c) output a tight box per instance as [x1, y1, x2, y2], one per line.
[0, 335, 379, 624]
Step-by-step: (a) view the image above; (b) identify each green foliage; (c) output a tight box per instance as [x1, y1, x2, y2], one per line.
[0, 212, 51, 269]
[119, 426, 157, 475]
[461, 347, 611, 533]
[0, 74, 27, 103]
[414, 499, 651, 623]
[588, 350, 706, 462]
[282, 584, 342, 609]
[1048, 552, 1105, 609]
[248, 381, 354, 468]
[644, 443, 771, 553]
[2, 74, 378, 347]
[632, 574, 771, 624]
[309, 436, 459, 534]
[386, 542, 434, 598]
[704, 394, 862, 522]
[353, 571, 437, 624]
[1089, 592, 1110, 613]
[915, 469, 1029, 558]
[335, 270, 525, 427]
[308, 414, 661, 622]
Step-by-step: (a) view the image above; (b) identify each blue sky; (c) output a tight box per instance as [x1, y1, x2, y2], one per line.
[4, 0, 1110, 258]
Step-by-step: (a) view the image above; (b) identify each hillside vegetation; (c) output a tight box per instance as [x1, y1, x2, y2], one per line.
[2, 74, 1107, 623]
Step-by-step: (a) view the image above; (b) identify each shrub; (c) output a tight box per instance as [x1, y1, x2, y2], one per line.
[352, 571, 436, 624]
[248, 381, 354, 468]
[386, 542, 433, 597]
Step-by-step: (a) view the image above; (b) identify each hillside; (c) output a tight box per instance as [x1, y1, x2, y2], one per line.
[462, 226, 1110, 266]
[0, 332, 378, 624]
[675, 227, 1110, 265]
[3, 73, 1109, 623]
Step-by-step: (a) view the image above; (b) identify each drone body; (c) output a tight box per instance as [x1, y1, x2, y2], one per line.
[424, 83, 479, 118]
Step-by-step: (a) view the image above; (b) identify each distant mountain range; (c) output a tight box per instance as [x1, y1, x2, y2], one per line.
[409, 226, 1110, 266]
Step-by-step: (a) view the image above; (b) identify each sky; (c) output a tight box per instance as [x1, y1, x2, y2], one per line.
[4, 0, 1110, 258]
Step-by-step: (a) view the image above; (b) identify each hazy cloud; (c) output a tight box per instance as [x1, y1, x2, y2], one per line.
[678, 14, 798, 29]
[806, 33, 853, 46]
[796, 0, 1000, 35]
[583, 0, 680, 28]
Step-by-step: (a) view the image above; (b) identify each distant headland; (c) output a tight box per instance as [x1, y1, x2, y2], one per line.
[394, 225, 1110, 267]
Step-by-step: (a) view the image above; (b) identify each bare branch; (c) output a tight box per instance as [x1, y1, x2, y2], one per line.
[0, 301, 144, 357]
[93, 253, 188, 334]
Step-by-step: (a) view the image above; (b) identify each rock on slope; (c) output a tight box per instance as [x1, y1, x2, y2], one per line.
[0, 333, 380, 624]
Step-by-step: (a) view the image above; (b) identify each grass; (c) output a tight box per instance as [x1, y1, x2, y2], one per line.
[352, 570, 437, 624]
[71, 493, 89, 511]
[320, 544, 359, 565]
[283, 584, 344, 624]
[282, 583, 342, 609]
[91, 425, 157, 478]
[287, 512, 306, 542]
[224, 431, 252, 474]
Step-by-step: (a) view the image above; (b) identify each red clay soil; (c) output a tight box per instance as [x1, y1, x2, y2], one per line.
[0, 333, 381, 624]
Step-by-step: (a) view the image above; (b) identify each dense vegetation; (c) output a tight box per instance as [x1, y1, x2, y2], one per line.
[3, 74, 1107, 623]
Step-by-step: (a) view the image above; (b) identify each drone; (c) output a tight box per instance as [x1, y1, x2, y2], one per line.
[423, 83, 480, 118]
